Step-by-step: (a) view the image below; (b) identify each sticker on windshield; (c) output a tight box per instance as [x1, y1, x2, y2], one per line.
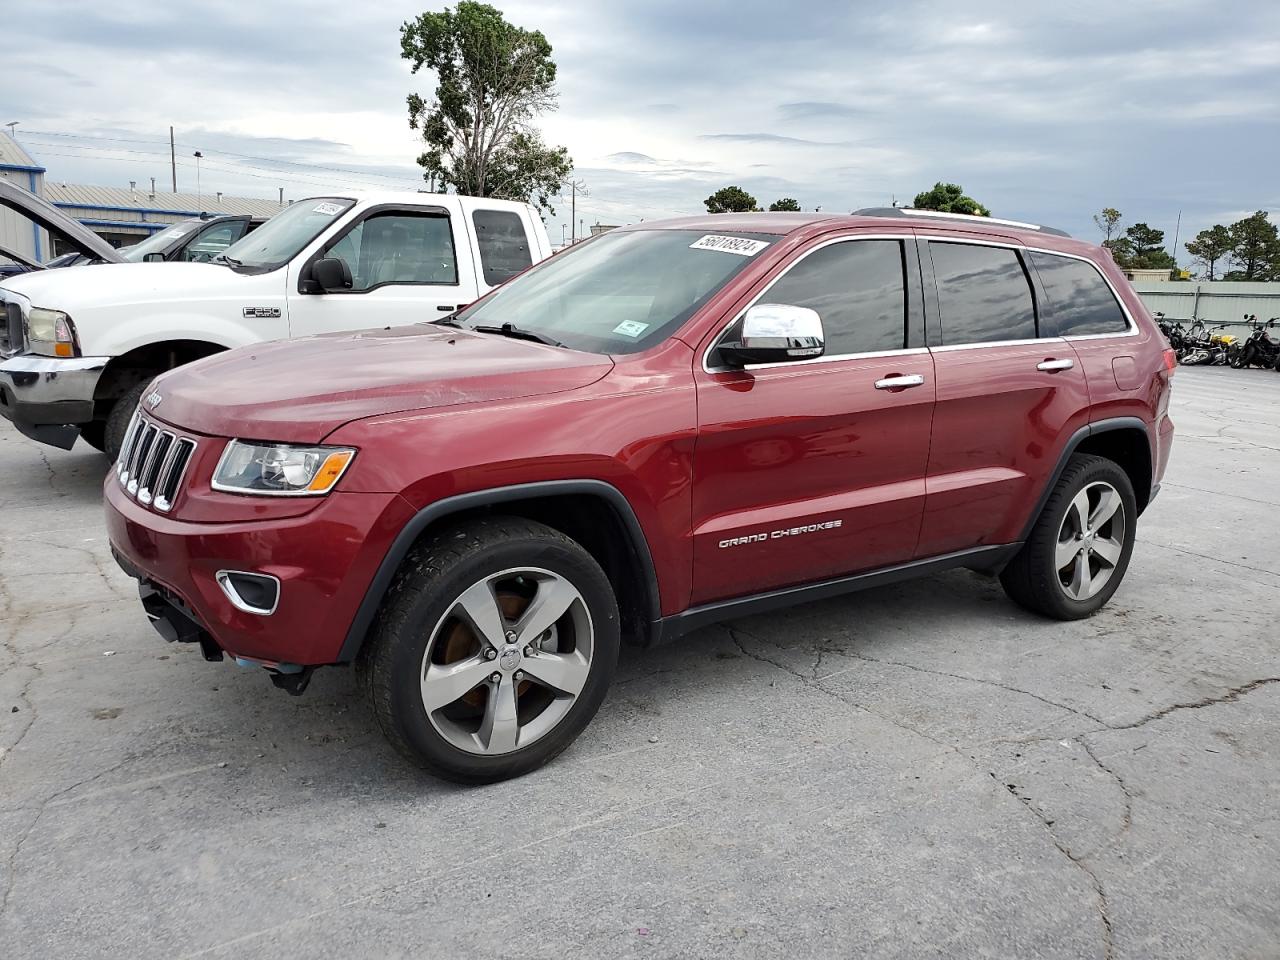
[312, 201, 345, 216]
[613, 320, 650, 338]
[689, 235, 769, 257]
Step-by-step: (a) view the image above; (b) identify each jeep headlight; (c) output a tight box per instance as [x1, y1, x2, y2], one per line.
[27, 307, 78, 357]
[212, 441, 355, 496]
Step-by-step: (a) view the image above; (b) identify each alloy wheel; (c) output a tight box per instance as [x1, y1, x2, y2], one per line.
[419, 567, 594, 756]
[1055, 481, 1126, 601]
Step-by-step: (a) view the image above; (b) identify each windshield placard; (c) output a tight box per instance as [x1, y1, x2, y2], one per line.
[689, 235, 770, 257]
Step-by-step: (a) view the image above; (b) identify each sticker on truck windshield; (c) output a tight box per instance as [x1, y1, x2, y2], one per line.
[613, 320, 650, 338]
[312, 201, 345, 216]
[690, 235, 769, 256]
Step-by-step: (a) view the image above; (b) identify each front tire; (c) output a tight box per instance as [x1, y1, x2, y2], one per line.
[103, 380, 151, 462]
[357, 517, 620, 784]
[1000, 455, 1137, 620]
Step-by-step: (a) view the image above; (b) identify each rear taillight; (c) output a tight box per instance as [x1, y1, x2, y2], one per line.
[1163, 347, 1177, 373]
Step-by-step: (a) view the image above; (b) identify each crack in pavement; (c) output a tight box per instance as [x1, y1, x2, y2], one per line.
[1077, 737, 1134, 834]
[1103, 677, 1280, 733]
[725, 622, 1116, 959]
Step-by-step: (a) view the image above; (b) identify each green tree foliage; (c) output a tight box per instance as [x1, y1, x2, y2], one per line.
[1223, 211, 1280, 281]
[1184, 225, 1232, 280]
[768, 197, 801, 212]
[912, 182, 990, 216]
[1108, 222, 1175, 271]
[705, 186, 759, 214]
[401, 2, 572, 212]
[1093, 207, 1122, 243]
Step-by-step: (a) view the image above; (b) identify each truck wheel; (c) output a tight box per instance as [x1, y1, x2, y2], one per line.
[103, 381, 150, 462]
[999, 455, 1137, 620]
[357, 516, 620, 784]
[78, 422, 107, 453]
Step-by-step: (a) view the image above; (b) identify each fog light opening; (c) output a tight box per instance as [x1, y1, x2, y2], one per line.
[215, 570, 281, 616]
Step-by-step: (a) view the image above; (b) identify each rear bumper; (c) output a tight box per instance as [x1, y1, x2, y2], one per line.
[105, 478, 416, 666]
[0, 353, 107, 447]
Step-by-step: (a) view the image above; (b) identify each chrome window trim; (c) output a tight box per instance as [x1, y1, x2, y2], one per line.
[932, 337, 1065, 353]
[701, 232, 1143, 372]
[702, 232, 916, 374]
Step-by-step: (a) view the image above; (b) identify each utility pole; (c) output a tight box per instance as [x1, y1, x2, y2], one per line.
[3, 121, 18, 139]
[169, 126, 177, 192]
[1172, 210, 1182, 272]
[565, 178, 588, 243]
[193, 151, 203, 205]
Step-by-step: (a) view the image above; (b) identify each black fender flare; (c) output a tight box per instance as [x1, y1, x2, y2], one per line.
[336, 479, 662, 662]
[1017, 416, 1153, 543]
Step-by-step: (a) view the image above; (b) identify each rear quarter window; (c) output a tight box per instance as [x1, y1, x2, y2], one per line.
[473, 210, 533, 286]
[1029, 251, 1130, 336]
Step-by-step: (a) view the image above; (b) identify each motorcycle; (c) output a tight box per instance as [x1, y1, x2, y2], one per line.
[1155, 313, 1192, 356]
[1179, 322, 1237, 366]
[1228, 315, 1280, 370]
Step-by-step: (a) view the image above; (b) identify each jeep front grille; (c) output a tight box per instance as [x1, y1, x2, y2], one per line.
[116, 410, 197, 513]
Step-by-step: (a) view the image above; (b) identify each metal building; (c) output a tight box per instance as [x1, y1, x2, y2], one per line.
[0, 133, 284, 263]
[0, 133, 48, 262]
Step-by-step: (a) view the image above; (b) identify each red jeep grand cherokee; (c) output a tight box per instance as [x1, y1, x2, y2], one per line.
[106, 208, 1175, 783]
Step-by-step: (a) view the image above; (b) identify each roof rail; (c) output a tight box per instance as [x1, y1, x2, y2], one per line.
[853, 207, 1071, 238]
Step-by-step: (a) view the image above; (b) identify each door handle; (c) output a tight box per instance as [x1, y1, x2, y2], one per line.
[874, 374, 926, 390]
[1037, 358, 1075, 372]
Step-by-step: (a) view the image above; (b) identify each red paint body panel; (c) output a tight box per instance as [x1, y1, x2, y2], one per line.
[104, 212, 1175, 667]
[917, 340, 1090, 555]
[691, 353, 935, 603]
[106, 479, 415, 664]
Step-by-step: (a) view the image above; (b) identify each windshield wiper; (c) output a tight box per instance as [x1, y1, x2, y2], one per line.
[432, 315, 463, 328]
[215, 254, 243, 267]
[472, 323, 565, 348]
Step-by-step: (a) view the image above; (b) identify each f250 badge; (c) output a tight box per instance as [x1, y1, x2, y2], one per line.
[242, 306, 281, 318]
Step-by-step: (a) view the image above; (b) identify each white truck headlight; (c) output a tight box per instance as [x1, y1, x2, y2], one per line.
[27, 307, 78, 357]
[212, 441, 355, 496]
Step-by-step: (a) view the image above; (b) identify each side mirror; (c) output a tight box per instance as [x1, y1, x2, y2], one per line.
[311, 257, 353, 293]
[717, 304, 825, 367]
[143, 252, 165, 263]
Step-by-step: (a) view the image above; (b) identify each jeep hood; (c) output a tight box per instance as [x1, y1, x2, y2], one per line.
[148, 325, 615, 442]
[0, 261, 240, 312]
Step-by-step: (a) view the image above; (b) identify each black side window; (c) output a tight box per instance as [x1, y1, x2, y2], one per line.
[758, 240, 907, 355]
[473, 210, 533, 285]
[1029, 252, 1128, 336]
[930, 242, 1036, 344]
[324, 213, 458, 291]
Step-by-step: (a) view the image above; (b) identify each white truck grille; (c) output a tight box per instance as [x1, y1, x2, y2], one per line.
[115, 410, 197, 513]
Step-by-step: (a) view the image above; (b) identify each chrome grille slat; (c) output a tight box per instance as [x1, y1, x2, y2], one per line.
[116, 411, 198, 514]
[116, 412, 143, 481]
[126, 425, 157, 494]
[137, 432, 174, 504]
[154, 438, 195, 512]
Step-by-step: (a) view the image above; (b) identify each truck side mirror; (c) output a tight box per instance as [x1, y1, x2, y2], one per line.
[143, 252, 165, 263]
[311, 257, 353, 293]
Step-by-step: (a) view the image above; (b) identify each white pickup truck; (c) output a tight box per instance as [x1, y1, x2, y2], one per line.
[0, 191, 551, 459]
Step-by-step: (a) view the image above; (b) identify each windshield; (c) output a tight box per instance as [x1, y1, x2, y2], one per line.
[454, 229, 775, 353]
[219, 197, 354, 270]
[121, 221, 199, 262]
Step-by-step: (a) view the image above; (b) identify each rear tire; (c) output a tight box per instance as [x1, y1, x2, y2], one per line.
[103, 380, 151, 462]
[1000, 455, 1137, 620]
[356, 516, 620, 784]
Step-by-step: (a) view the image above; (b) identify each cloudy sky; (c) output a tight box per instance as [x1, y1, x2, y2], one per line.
[3, 0, 1277, 257]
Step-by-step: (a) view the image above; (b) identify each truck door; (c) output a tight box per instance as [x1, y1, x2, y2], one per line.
[286, 205, 479, 337]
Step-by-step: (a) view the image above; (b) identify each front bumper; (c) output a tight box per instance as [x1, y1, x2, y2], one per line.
[105, 478, 416, 666]
[0, 353, 108, 448]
